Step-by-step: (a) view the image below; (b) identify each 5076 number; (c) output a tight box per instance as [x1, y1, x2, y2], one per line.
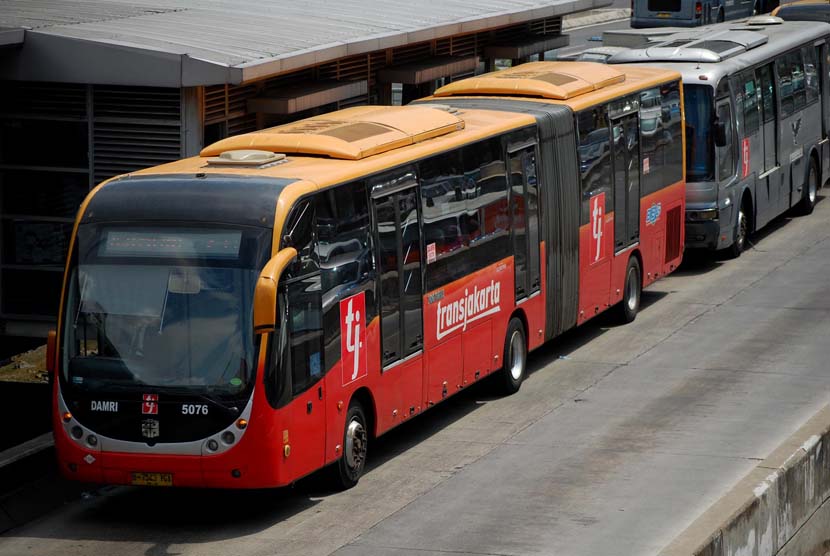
[181, 404, 208, 415]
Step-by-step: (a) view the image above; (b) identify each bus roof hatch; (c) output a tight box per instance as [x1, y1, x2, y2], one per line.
[432, 61, 625, 100]
[200, 105, 465, 161]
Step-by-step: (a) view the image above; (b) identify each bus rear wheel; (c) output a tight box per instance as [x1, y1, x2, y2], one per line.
[500, 318, 527, 395]
[795, 157, 818, 216]
[334, 400, 368, 490]
[617, 256, 641, 324]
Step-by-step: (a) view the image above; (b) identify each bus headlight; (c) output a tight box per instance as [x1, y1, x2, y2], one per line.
[206, 439, 219, 452]
[71, 426, 83, 439]
[687, 209, 719, 221]
[87, 435, 98, 447]
[221, 431, 236, 445]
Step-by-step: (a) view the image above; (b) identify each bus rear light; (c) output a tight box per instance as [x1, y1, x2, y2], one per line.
[695, 2, 702, 15]
[62, 412, 73, 423]
[236, 418, 248, 430]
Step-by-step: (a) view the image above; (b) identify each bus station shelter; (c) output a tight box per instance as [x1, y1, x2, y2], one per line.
[0, 0, 607, 350]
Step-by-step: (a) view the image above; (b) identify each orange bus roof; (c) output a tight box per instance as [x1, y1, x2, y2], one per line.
[134, 105, 536, 189]
[200, 106, 466, 161]
[429, 61, 681, 112]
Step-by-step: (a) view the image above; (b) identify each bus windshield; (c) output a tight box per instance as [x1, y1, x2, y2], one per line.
[63, 225, 270, 397]
[684, 84, 715, 182]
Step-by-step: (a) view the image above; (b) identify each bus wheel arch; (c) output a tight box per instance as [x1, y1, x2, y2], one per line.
[333, 387, 375, 490]
[616, 251, 642, 324]
[499, 310, 528, 395]
[796, 151, 820, 215]
[725, 190, 753, 259]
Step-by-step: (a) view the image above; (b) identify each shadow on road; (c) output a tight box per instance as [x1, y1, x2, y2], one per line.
[11, 270, 680, 547]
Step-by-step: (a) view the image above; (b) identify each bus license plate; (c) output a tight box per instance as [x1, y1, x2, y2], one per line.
[131, 472, 173, 487]
[657, 12, 671, 17]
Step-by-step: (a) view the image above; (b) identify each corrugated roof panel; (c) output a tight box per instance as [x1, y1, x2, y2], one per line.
[2, 0, 604, 85]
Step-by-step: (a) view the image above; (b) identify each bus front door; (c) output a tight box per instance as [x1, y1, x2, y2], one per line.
[612, 113, 641, 254]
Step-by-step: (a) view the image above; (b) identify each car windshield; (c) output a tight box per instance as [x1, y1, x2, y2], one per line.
[63, 225, 270, 397]
[684, 84, 715, 182]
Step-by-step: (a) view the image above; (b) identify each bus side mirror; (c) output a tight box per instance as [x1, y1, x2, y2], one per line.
[46, 330, 56, 375]
[714, 121, 727, 147]
[253, 248, 297, 334]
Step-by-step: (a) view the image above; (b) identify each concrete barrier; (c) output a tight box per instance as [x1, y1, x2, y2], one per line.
[661, 405, 830, 556]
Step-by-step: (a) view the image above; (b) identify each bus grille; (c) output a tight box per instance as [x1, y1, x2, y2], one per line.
[665, 206, 682, 263]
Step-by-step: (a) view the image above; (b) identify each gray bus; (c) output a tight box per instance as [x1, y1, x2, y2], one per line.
[631, 0, 772, 28]
[609, 17, 830, 257]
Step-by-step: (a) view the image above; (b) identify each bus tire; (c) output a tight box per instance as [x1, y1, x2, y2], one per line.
[724, 201, 748, 259]
[334, 400, 368, 490]
[617, 256, 641, 324]
[500, 318, 527, 395]
[716, 8, 724, 21]
[796, 157, 818, 216]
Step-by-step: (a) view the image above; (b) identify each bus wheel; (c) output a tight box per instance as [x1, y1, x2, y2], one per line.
[796, 157, 818, 216]
[724, 203, 748, 259]
[617, 256, 641, 324]
[500, 318, 527, 395]
[716, 8, 724, 21]
[335, 400, 368, 490]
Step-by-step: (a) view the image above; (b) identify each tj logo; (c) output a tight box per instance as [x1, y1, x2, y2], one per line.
[344, 298, 362, 380]
[591, 193, 605, 263]
[340, 292, 367, 386]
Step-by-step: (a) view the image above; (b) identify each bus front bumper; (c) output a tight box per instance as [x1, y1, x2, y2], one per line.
[631, 16, 700, 28]
[684, 219, 720, 250]
[54, 424, 285, 489]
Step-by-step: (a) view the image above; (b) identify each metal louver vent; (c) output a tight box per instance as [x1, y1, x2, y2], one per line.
[92, 86, 182, 182]
[0, 82, 87, 119]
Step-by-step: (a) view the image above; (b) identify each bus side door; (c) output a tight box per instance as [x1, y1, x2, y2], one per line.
[371, 169, 425, 431]
[508, 144, 541, 302]
[612, 111, 641, 254]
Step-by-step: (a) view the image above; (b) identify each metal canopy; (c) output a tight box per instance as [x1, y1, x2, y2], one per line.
[0, 0, 607, 87]
[247, 80, 369, 115]
[377, 56, 480, 85]
[484, 35, 570, 60]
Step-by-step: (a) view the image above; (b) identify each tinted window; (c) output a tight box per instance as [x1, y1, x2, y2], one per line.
[685, 85, 715, 182]
[717, 101, 735, 182]
[316, 181, 375, 372]
[741, 74, 760, 135]
[759, 65, 775, 123]
[805, 46, 820, 105]
[639, 81, 683, 195]
[577, 107, 612, 224]
[287, 274, 323, 395]
[777, 56, 794, 118]
[422, 138, 510, 291]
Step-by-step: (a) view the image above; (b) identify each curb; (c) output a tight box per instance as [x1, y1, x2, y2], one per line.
[660, 405, 830, 556]
[562, 8, 631, 31]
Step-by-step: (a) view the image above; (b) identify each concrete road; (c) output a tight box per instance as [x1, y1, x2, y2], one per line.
[4, 200, 829, 556]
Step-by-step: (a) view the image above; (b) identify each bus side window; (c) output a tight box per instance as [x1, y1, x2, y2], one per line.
[741, 73, 760, 136]
[790, 51, 806, 110]
[315, 181, 375, 373]
[576, 107, 612, 225]
[776, 56, 794, 118]
[804, 46, 819, 105]
[716, 100, 736, 183]
[283, 201, 318, 278]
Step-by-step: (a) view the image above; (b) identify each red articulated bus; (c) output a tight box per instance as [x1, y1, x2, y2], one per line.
[48, 62, 685, 489]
